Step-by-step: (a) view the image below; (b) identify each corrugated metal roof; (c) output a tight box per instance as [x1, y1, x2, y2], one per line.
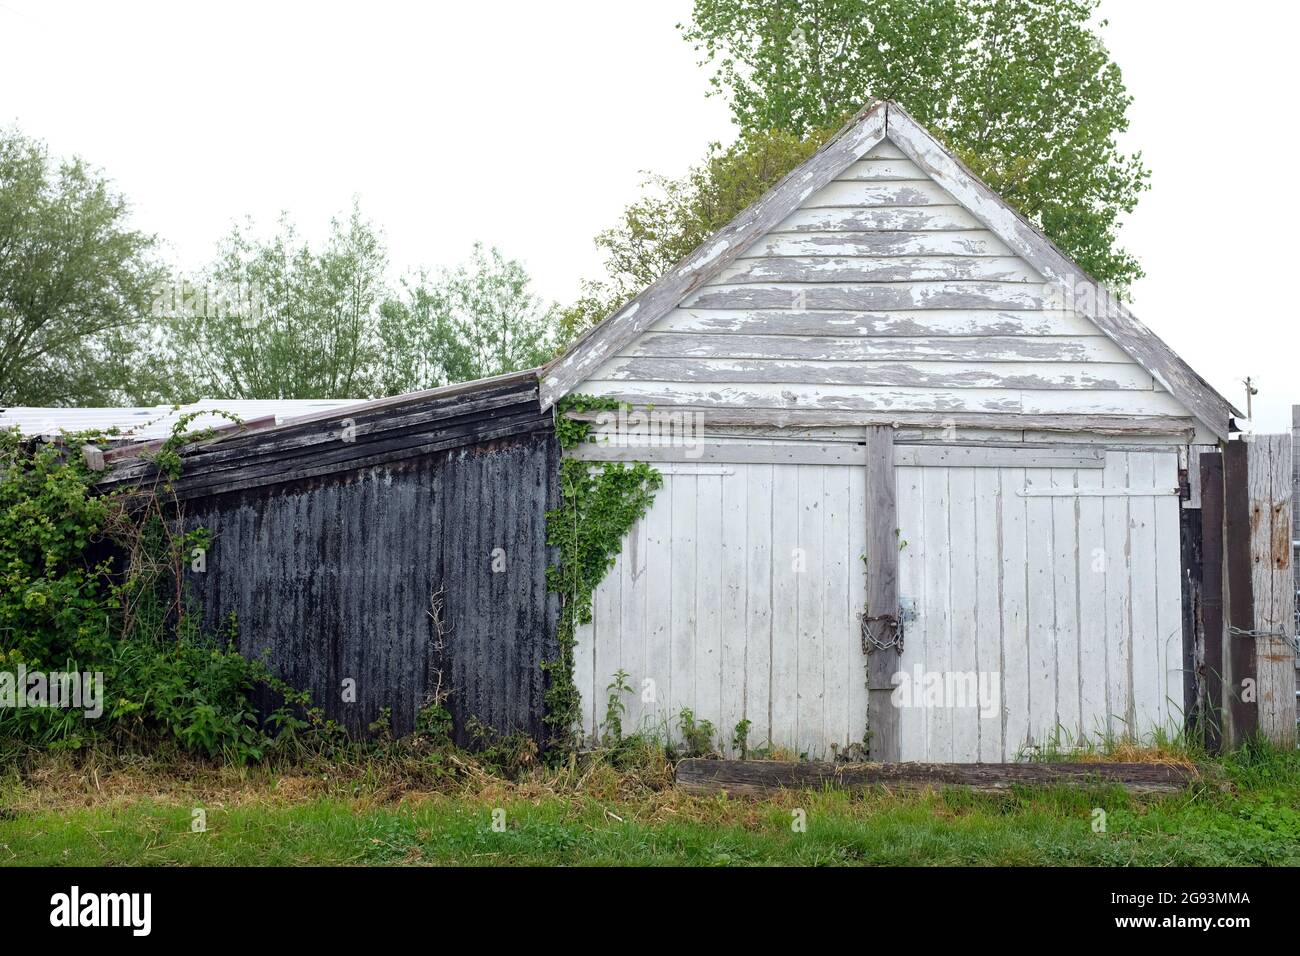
[0, 399, 362, 440]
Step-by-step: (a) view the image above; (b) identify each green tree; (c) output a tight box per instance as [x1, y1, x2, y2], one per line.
[559, 127, 831, 340]
[378, 243, 559, 394]
[165, 202, 387, 400]
[0, 127, 167, 406]
[682, 0, 1149, 287]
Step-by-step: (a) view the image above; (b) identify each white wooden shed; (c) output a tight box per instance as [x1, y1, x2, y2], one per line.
[543, 100, 1240, 762]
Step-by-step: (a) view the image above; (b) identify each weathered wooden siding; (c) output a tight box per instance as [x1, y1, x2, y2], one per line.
[1293, 406, 1299, 597]
[1246, 433, 1296, 742]
[573, 138, 1199, 428]
[106, 373, 562, 747]
[575, 447, 1182, 760]
[181, 431, 560, 745]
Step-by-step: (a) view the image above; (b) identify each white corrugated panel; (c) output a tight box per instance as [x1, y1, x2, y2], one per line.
[0, 399, 361, 440]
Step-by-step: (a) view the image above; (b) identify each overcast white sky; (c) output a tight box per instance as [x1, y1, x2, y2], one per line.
[1, 0, 1295, 430]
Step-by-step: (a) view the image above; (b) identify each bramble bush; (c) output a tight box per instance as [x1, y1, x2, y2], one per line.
[0, 425, 324, 762]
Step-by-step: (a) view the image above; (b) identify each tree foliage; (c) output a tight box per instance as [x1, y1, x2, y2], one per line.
[163, 203, 387, 401]
[0, 128, 167, 406]
[558, 127, 832, 340]
[681, 0, 1149, 287]
[167, 210, 557, 400]
[377, 243, 560, 395]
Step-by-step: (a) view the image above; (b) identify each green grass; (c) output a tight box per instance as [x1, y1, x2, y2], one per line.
[3, 745, 1299, 866]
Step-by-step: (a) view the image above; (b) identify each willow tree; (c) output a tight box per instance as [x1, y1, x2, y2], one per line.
[164, 203, 387, 401]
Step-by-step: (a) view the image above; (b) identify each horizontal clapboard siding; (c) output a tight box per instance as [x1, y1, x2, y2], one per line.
[599, 358, 1155, 391]
[835, 157, 927, 180]
[737, 231, 1014, 258]
[716, 256, 1040, 284]
[579, 137, 1194, 425]
[576, 382, 1190, 416]
[654, 308, 1099, 337]
[804, 180, 956, 207]
[865, 140, 908, 159]
[625, 333, 1130, 363]
[776, 206, 984, 232]
[684, 283, 1050, 311]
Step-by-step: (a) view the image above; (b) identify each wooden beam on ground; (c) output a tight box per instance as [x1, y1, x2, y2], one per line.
[675, 759, 1202, 797]
[864, 424, 900, 761]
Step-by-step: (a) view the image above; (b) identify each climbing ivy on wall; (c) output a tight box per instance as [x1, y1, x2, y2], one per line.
[543, 395, 661, 754]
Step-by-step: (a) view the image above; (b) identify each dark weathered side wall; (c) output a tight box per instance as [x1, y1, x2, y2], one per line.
[179, 428, 560, 746]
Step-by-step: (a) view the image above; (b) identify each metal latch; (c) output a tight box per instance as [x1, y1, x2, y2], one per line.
[898, 598, 919, 625]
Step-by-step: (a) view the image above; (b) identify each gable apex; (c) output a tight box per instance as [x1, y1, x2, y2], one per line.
[544, 99, 1238, 439]
[882, 102, 1238, 437]
[541, 100, 886, 407]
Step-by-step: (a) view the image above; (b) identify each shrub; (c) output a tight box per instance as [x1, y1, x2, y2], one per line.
[0, 426, 321, 763]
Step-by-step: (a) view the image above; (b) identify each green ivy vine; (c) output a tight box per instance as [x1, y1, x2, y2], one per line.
[141, 408, 241, 480]
[0, 413, 332, 763]
[543, 395, 661, 754]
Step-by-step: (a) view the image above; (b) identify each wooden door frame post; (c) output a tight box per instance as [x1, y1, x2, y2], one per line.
[864, 425, 901, 761]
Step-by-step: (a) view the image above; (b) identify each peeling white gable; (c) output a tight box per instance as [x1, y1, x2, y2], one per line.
[544, 101, 1236, 440]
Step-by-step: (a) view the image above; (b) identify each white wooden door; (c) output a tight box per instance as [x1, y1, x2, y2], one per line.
[894, 450, 1184, 761]
[575, 461, 868, 758]
[576, 449, 1184, 761]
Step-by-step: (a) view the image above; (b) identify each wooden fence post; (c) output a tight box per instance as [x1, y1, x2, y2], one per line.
[1292, 407, 1299, 713]
[1294, 405, 1299, 553]
[1222, 441, 1257, 748]
[864, 425, 900, 761]
[1248, 434, 1296, 747]
[1293, 406, 1299, 574]
[1198, 452, 1225, 753]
